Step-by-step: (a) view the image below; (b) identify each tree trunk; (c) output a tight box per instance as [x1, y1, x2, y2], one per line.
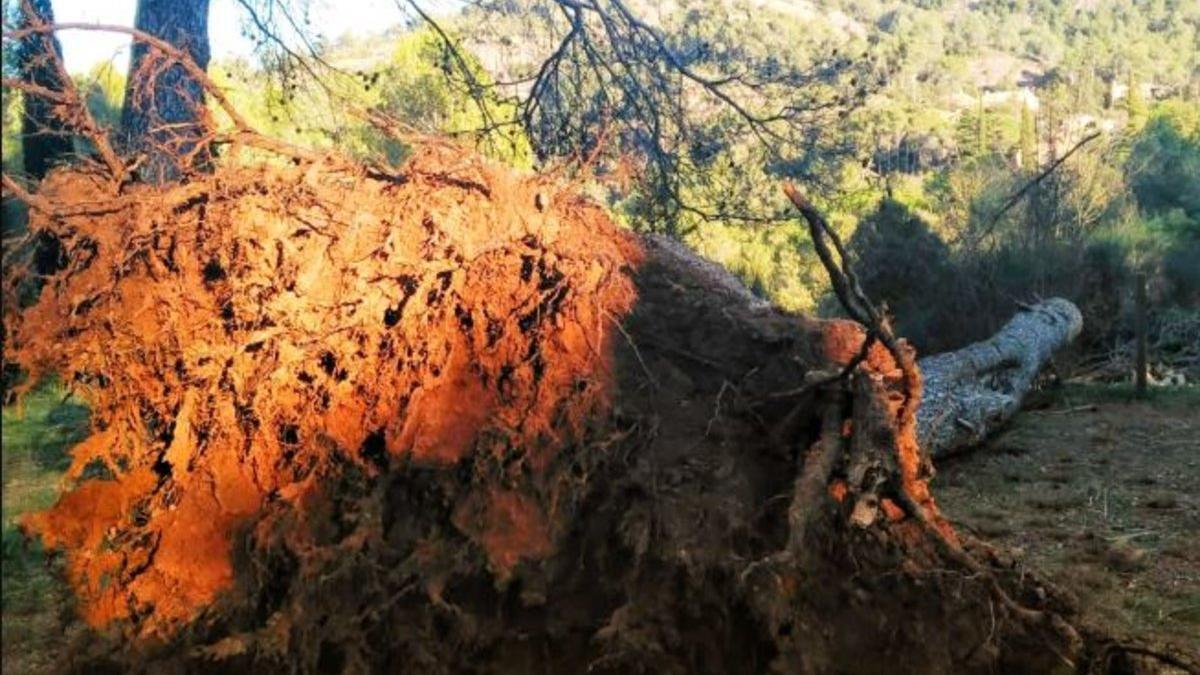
[917, 298, 1083, 458]
[7, 152, 1133, 673]
[1135, 273, 1148, 396]
[119, 0, 211, 183]
[16, 0, 73, 179]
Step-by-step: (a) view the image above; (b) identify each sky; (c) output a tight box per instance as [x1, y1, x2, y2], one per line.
[46, 0, 459, 74]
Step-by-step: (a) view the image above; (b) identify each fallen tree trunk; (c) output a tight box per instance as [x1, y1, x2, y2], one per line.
[2, 62, 1182, 671]
[2, 156, 1092, 674]
[918, 299, 1083, 459]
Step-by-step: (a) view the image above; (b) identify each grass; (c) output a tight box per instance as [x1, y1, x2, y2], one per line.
[1, 383, 88, 673]
[1057, 381, 1200, 407]
[1, 386, 87, 517]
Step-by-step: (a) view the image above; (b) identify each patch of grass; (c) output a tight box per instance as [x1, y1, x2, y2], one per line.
[1141, 493, 1180, 510]
[1, 385, 87, 519]
[1157, 590, 1200, 626]
[1027, 493, 1087, 510]
[1, 526, 54, 613]
[1058, 382, 1200, 407]
[2, 383, 89, 670]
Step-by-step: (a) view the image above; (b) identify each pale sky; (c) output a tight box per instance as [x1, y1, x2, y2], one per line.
[47, 0, 459, 74]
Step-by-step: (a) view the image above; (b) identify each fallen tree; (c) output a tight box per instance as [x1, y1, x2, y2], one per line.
[2, 34, 1193, 675]
[9, 151, 1190, 673]
[918, 298, 1083, 458]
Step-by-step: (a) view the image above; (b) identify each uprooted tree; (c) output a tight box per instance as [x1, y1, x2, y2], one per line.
[2, 16, 1195, 675]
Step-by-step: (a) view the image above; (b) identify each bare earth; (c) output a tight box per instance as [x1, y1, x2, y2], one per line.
[936, 386, 1200, 655]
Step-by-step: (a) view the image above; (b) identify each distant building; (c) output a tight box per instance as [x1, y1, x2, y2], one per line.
[981, 87, 1040, 111]
[1107, 80, 1169, 107]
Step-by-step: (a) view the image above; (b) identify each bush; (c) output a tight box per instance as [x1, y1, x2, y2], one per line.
[1163, 238, 1200, 305]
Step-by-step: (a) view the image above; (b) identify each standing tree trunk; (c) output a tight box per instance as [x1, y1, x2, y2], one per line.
[16, 0, 73, 179]
[1135, 273, 1148, 396]
[119, 0, 211, 183]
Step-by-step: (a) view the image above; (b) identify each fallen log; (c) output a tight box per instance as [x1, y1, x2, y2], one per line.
[25, 111, 1194, 673]
[917, 298, 1083, 458]
[3, 154, 1097, 673]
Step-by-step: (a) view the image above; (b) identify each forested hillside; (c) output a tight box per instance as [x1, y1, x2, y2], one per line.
[7, 0, 1198, 335]
[294, 0, 1200, 359]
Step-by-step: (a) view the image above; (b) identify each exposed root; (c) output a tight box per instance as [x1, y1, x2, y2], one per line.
[0, 58, 1160, 668]
[4, 143, 640, 635]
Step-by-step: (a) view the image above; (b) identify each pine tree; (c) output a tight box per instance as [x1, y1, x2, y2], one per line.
[1019, 105, 1037, 170]
[1126, 70, 1148, 130]
[15, 0, 73, 178]
[119, 0, 211, 183]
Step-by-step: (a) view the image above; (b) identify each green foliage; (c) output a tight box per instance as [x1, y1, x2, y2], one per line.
[209, 29, 532, 170]
[688, 219, 824, 312]
[358, 29, 533, 167]
[1017, 105, 1036, 166]
[2, 89, 22, 174]
[1125, 72, 1148, 130]
[1127, 101, 1200, 229]
[847, 198, 959, 350]
[77, 62, 125, 129]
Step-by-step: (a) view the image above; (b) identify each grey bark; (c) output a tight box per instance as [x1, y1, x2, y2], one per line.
[641, 238, 1083, 459]
[119, 0, 211, 183]
[917, 298, 1083, 458]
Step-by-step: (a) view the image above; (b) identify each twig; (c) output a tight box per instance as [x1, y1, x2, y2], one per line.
[1030, 404, 1097, 415]
[976, 131, 1102, 242]
[1094, 641, 1200, 674]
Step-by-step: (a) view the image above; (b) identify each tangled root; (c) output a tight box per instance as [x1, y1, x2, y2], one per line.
[4, 143, 640, 635]
[5, 145, 1148, 674]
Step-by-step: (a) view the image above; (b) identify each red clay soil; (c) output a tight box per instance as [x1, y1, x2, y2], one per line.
[3, 146, 1178, 674]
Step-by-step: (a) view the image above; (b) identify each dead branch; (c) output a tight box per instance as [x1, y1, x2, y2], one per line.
[783, 181, 1085, 656]
[976, 131, 1102, 242]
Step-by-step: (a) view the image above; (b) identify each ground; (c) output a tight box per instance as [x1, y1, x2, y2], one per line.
[2, 382, 1197, 672]
[1, 385, 87, 675]
[937, 383, 1200, 654]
